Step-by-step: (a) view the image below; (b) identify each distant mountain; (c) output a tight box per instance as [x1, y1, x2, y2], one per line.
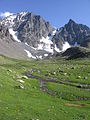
[0, 12, 90, 59]
[53, 19, 90, 50]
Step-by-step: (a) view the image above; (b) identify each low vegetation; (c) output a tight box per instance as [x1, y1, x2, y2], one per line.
[0, 55, 90, 120]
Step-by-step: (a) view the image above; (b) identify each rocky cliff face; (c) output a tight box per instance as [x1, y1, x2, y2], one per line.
[81, 36, 90, 48]
[0, 13, 56, 59]
[0, 22, 13, 42]
[53, 19, 90, 50]
[2, 12, 54, 47]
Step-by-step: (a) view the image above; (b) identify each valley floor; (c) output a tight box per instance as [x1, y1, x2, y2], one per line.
[0, 56, 90, 120]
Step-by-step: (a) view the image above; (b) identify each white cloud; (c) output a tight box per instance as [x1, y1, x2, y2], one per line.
[0, 12, 13, 18]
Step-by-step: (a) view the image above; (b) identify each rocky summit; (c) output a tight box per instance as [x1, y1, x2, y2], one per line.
[52, 19, 90, 49]
[0, 12, 90, 59]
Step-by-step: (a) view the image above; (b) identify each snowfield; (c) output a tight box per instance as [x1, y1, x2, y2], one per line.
[9, 29, 21, 42]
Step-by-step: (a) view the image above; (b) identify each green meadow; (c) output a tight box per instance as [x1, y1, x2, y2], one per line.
[0, 55, 90, 120]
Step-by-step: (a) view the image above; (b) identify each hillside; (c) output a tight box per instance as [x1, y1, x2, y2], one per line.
[62, 47, 90, 59]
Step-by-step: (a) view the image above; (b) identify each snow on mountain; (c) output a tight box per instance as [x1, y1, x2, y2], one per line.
[62, 42, 71, 51]
[54, 44, 61, 52]
[24, 49, 43, 59]
[2, 12, 27, 27]
[9, 29, 21, 42]
[3, 14, 17, 27]
[2, 12, 57, 55]
[44, 54, 48, 57]
[38, 36, 53, 53]
[37, 30, 61, 54]
[24, 49, 36, 59]
[1, 12, 74, 59]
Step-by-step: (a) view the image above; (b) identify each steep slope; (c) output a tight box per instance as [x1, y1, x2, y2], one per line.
[0, 22, 13, 42]
[1, 13, 90, 59]
[0, 19, 51, 59]
[2, 12, 72, 55]
[81, 36, 90, 48]
[2, 12, 56, 53]
[62, 47, 90, 59]
[53, 19, 90, 50]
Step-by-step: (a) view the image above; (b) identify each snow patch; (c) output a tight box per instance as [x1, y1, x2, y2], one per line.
[25, 42, 29, 46]
[54, 44, 61, 52]
[17, 80, 24, 83]
[16, 12, 27, 22]
[44, 54, 48, 57]
[4, 14, 17, 27]
[62, 42, 71, 51]
[52, 30, 57, 36]
[37, 30, 60, 54]
[24, 49, 43, 59]
[40, 36, 53, 44]
[9, 29, 21, 42]
[38, 36, 54, 54]
[19, 12, 27, 16]
[24, 49, 36, 59]
[36, 55, 42, 59]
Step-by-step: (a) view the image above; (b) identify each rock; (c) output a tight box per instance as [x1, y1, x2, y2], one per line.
[16, 80, 24, 83]
[21, 76, 28, 79]
[53, 72, 56, 75]
[64, 73, 67, 76]
[15, 84, 24, 89]
[77, 76, 81, 79]
[19, 85, 24, 89]
[51, 71, 56, 75]
[37, 70, 40, 73]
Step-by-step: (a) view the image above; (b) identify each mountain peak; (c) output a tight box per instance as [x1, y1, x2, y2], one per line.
[68, 19, 76, 24]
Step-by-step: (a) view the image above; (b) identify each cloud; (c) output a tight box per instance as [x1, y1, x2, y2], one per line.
[0, 12, 13, 18]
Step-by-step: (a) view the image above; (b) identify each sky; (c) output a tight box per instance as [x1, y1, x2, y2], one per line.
[0, 0, 90, 28]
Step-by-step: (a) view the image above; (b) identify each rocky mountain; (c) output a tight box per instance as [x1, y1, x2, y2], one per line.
[2, 12, 54, 47]
[0, 12, 90, 60]
[0, 12, 56, 59]
[81, 36, 90, 48]
[53, 19, 90, 50]
[0, 22, 13, 42]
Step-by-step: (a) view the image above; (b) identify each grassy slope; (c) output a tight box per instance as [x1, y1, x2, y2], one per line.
[0, 56, 90, 120]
